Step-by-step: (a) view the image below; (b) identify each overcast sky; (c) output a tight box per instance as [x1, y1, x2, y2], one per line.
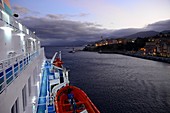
[10, 0, 170, 46]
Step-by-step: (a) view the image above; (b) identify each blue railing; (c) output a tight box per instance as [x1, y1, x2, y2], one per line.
[0, 51, 39, 94]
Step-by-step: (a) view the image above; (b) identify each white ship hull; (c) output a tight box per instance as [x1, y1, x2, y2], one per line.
[0, 1, 47, 112]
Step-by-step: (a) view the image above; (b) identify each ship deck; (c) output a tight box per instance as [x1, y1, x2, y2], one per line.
[37, 61, 56, 113]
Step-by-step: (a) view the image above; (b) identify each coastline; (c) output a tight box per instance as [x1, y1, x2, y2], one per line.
[97, 51, 170, 64]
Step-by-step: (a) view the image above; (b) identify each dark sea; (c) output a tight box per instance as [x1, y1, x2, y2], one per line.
[44, 46, 170, 113]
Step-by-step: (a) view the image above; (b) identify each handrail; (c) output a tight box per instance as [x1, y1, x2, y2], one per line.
[30, 96, 55, 113]
[0, 53, 22, 63]
[51, 52, 58, 64]
[51, 51, 62, 64]
[53, 65, 63, 70]
[0, 49, 42, 94]
[0, 51, 37, 71]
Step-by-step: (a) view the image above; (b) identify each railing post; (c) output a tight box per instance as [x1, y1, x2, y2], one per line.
[3, 65, 7, 93]
[46, 96, 48, 113]
[12, 63, 15, 83]
[53, 96, 55, 111]
[24, 56, 26, 70]
[22, 58, 24, 70]
[18, 57, 20, 74]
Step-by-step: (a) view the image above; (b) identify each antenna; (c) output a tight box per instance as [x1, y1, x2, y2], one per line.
[101, 36, 103, 40]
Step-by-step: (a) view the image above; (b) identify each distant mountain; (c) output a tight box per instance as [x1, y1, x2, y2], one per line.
[41, 40, 88, 47]
[161, 30, 170, 34]
[109, 19, 170, 38]
[69, 40, 88, 46]
[124, 31, 159, 38]
[110, 28, 142, 37]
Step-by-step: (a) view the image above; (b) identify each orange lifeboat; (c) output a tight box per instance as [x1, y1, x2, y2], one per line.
[53, 58, 63, 68]
[55, 86, 100, 113]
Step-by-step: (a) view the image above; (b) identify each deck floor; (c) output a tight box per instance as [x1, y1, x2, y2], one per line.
[37, 61, 55, 113]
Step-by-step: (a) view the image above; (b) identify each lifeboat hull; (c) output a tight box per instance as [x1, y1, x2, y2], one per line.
[55, 86, 100, 113]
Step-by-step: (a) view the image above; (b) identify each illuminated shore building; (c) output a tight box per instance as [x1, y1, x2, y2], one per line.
[167, 43, 170, 57]
[142, 37, 159, 56]
[144, 42, 157, 56]
[127, 38, 136, 43]
[143, 33, 170, 57]
[116, 38, 127, 45]
[95, 39, 117, 47]
[159, 39, 170, 57]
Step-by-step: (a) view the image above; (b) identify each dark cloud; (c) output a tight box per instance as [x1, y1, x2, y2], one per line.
[145, 19, 170, 31]
[14, 5, 170, 46]
[46, 13, 89, 20]
[46, 14, 66, 20]
[63, 13, 89, 18]
[19, 15, 112, 46]
[20, 15, 170, 46]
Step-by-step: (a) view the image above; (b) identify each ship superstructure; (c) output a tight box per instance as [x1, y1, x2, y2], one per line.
[0, 0, 46, 113]
[0, 1, 100, 113]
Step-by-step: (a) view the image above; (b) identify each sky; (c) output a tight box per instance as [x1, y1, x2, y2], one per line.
[10, 0, 170, 46]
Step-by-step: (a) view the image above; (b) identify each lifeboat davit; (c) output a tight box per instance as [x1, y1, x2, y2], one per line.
[55, 86, 100, 113]
[53, 58, 63, 68]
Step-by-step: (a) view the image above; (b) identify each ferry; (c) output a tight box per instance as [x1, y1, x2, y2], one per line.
[0, 0, 99, 113]
[68, 48, 76, 53]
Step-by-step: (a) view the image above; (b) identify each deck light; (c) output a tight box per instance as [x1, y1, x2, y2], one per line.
[0, 26, 13, 41]
[0, 26, 13, 31]
[31, 96, 36, 104]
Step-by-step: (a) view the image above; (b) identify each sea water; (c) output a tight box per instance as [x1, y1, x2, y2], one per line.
[44, 46, 170, 113]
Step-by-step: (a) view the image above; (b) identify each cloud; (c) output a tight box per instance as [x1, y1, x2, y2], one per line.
[12, 5, 40, 17]
[46, 14, 66, 20]
[79, 13, 89, 17]
[14, 5, 170, 46]
[64, 0, 170, 29]
[12, 5, 30, 15]
[20, 15, 170, 46]
[145, 19, 170, 31]
[19, 15, 112, 46]
[46, 13, 89, 20]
